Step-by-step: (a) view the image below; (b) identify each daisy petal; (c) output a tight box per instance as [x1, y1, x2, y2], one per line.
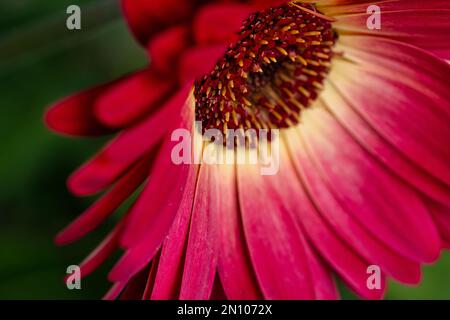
[426, 201, 450, 245]
[95, 69, 174, 127]
[108, 160, 196, 284]
[103, 282, 126, 300]
[150, 167, 199, 299]
[193, 3, 255, 45]
[179, 164, 220, 300]
[337, 36, 450, 118]
[108, 103, 195, 283]
[121, 0, 192, 45]
[67, 85, 190, 196]
[178, 45, 228, 85]
[45, 84, 115, 137]
[147, 26, 191, 75]
[76, 223, 122, 279]
[120, 266, 150, 300]
[331, 4, 450, 59]
[321, 0, 450, 15]
[278, 140, 382, 299]
[300, 107, 441, 263]
[330, 41, 450, 188]
[55, 155, 153, 245]
[301, 236, 340, 300]
[217, 163, 263, 300]
[142, 250, 161, 299]
[321, 80, 450, 206]
[237, 156, 315, 299]
[285, 127, 421, 284]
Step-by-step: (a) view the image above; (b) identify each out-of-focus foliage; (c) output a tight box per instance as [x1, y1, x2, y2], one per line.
[0, 0, 448, 299]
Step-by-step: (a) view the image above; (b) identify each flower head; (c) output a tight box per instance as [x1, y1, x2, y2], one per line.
[45, 0, 450, 300]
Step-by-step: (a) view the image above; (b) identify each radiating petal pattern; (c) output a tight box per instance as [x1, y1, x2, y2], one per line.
[46, 0, 450, 300]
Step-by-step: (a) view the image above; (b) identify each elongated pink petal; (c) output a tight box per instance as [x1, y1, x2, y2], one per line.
[178, 45, 228, 85]
[285, 128, 421, 284]
[274, 161, 340, 300]
[45, 84, 115, 137]
[210, 277, 227, 300]
[265, 140, 379, 298]
[67, 85, 190, 196]
[217, 164, 262, 300]
[337, 36, 450, 118]
[142, 250, 161, 300]
[109, 161, 196, 284]
[119, 92, 195, 248]
[322, 0, 450, 15]
[426, 201, 450, 244]
[150, 166, 199, 299]
[120, 151, 190, 248]
[95, 69, 174, 127]
[103, 282, 126, 300]
[291, 182, 387, 299]
[301, 238, 339, 300]
[147, 26, 191, 75]
[332, 6, 450, 59]
[193, 3, 255, 45]
[280, 135, 386, 299]
[237, 158, 316, 299]
[55, 154, 154, 245]
[179, 164, 220, 300]
[108, 100, 195, 283]
[75, 223, 122, 279]
[300, 107, 441, 263]
[121, 0, 192, 45]
[321, 81, 450, 206]
[330, 43, 450, 189]
[120, 266, 150, 300]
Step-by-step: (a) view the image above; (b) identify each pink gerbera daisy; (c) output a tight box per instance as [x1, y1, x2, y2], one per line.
[45, 0, 450, 300]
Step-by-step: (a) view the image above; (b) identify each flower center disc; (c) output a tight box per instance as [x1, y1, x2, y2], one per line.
[194, 2, 336, 135]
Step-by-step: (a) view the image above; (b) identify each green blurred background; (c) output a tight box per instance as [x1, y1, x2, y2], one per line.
[0, 0, 449, 299]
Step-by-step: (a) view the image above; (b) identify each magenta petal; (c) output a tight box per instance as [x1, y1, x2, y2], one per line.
[332, 39, 450, 188]
[95, 69, 174, 127]
[322, 82, 450, 206]
[301, 238, 339, 300]
[193, 3, 255, 45]
[142, 250, 161, 299]
[217, 164, 262, 300]
[300, 108, 440, 263]
[120, 266, 150, 300]
[103, 282, 126, 300]
[76, 223, 122, 279]
[179, 164, 220, 300]
[338, 36, 450, 118]
[108, 161, 195, 284]
[280, 136, 386, 299]
[333, 6, 450, 59]
[108, 101, 194, 283]
[237, 160, 316, 299]
[209, 277, 227, 300]
[427, 201, 450, 245]
[150, 166, 199, 299]
[178, 45, 228, 85]
[67, 85, 190, 196]
[56, 155, 153, 245]
[45, 84, 115, 137]
[286, 128, 421, 284]
[147, 26, 191, 75]
[121, 0, 192, 45]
